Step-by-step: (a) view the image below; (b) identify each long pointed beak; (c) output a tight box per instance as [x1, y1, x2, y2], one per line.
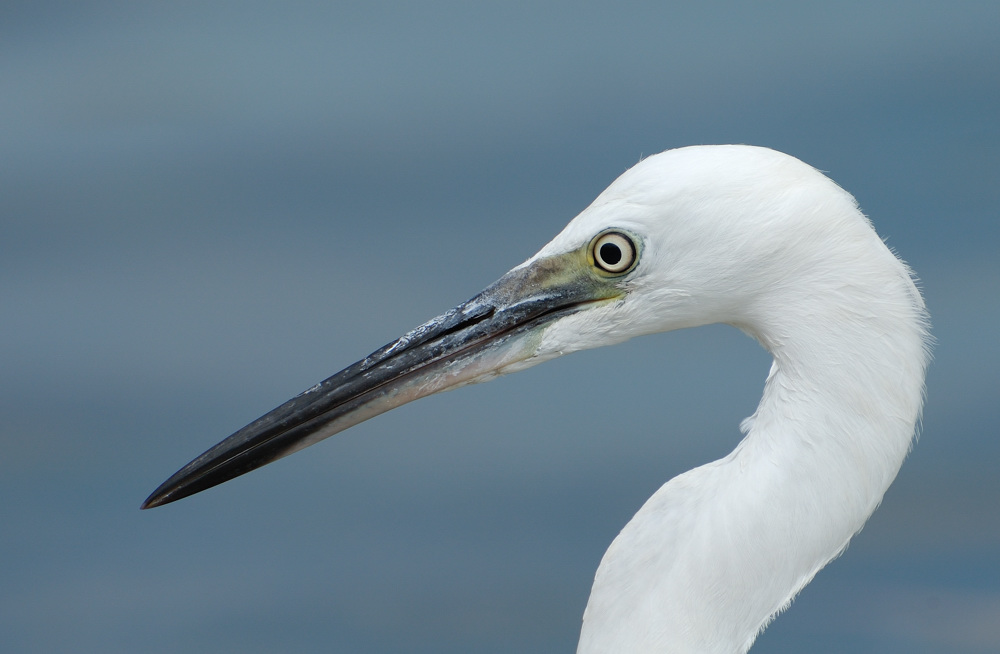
[142, 252, 622, 509]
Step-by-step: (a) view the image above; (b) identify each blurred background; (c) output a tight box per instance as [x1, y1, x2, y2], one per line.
[2, 2, 998, 652]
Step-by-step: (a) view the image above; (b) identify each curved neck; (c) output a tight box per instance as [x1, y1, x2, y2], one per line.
[578, 261, 928, 654]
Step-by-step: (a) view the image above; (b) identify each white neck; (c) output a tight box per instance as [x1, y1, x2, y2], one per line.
[577, 243, 929, 653]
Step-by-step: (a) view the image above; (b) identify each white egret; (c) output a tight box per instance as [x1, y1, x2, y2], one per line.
[143, 145, 930, 653]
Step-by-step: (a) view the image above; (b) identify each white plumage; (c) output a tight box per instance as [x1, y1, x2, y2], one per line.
[563, 147, 930, 653]
[145, 145, 931, 654]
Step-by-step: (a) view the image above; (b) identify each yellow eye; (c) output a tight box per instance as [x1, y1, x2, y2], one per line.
[591, 231, 637, 274]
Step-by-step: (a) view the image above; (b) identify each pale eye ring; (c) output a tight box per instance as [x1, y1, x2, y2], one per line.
[591, 231, 637, 274]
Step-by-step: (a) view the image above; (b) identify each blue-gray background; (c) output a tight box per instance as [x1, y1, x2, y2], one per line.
[2, 2, 997, 652]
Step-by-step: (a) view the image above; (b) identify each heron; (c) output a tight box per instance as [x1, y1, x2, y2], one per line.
[143, 145, 930, 653]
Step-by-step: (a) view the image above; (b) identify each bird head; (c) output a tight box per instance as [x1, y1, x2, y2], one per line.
[142, 145, 860, 508]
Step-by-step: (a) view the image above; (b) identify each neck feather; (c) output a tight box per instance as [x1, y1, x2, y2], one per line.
[578, 246, 929, 654]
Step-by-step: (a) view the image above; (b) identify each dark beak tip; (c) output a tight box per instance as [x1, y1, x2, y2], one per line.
[140, 473, 199, 510]
[140, 486, 171, 510]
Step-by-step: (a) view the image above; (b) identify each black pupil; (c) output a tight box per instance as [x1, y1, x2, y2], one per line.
[600, 242, 622, 266]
